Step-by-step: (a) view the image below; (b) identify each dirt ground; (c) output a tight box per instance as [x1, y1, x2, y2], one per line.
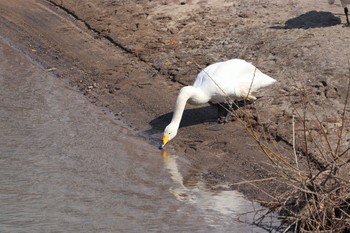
[1, 0, 349, 201]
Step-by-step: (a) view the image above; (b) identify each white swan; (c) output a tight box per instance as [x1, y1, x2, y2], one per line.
[159, 59, 276, 149]
[328, 0, 350, 25]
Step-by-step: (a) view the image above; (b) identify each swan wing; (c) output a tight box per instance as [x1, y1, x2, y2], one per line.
[193, 62, 223, 88]
[192, 59, 276, 100]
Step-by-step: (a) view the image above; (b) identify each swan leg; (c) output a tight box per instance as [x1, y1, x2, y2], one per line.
[217, 98, 259, 123]
[218, 100, 245, 124]
[345, 7, 350, 26]
[216, 103, 234, 124]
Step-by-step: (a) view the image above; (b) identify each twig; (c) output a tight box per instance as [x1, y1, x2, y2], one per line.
[292, 114, 299, 170]
[246, 66, 257, 100]
[335, 62, 350, 156]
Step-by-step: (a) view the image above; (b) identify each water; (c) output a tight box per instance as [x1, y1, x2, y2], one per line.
[0, 37, 277, 232]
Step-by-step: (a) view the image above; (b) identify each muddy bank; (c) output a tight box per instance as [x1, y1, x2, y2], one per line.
[0, 0, 349, 203]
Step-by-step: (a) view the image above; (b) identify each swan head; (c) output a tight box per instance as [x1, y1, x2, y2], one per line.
[159, 123, 178, 149]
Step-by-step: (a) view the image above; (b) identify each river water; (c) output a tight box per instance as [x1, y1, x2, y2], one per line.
[0, 37, 278, 232]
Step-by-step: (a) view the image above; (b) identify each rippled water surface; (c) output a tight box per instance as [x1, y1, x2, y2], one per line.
[0, 38, 277, 232]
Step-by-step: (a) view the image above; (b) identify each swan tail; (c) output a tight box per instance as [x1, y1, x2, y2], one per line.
[251, 72, 277, 89]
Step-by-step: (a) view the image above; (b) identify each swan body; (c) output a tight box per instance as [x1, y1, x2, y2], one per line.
[160, 59, 277, 149]
[328, 0, 350, 25]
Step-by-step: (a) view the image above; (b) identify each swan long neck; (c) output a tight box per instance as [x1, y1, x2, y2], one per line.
[170, 86, 196, 128]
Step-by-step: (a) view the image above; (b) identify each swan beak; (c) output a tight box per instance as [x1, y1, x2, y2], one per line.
[159, 135, 169, 150]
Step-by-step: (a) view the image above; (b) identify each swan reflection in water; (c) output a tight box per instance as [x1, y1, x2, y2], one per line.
[161, 150, 279, 229]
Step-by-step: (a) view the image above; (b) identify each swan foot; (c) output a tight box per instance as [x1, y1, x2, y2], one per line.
[240, 92, 257, 101]
[216, 103, 235, 124]
[218, 113, 233, 124]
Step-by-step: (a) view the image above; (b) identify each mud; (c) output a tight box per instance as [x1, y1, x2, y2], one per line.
[0, 0, 349, 201]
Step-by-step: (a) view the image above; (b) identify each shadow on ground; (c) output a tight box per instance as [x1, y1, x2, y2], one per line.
[271, 11, 341, 29]
[141, 99, 256, 142]
[141, 105, 218, 138]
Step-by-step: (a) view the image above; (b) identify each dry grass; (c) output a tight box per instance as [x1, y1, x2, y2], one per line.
[233, 75, 350, 232]
[196, 61, 350, 232]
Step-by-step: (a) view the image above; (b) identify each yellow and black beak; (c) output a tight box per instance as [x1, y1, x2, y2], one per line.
[159, 135, 169, 150]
